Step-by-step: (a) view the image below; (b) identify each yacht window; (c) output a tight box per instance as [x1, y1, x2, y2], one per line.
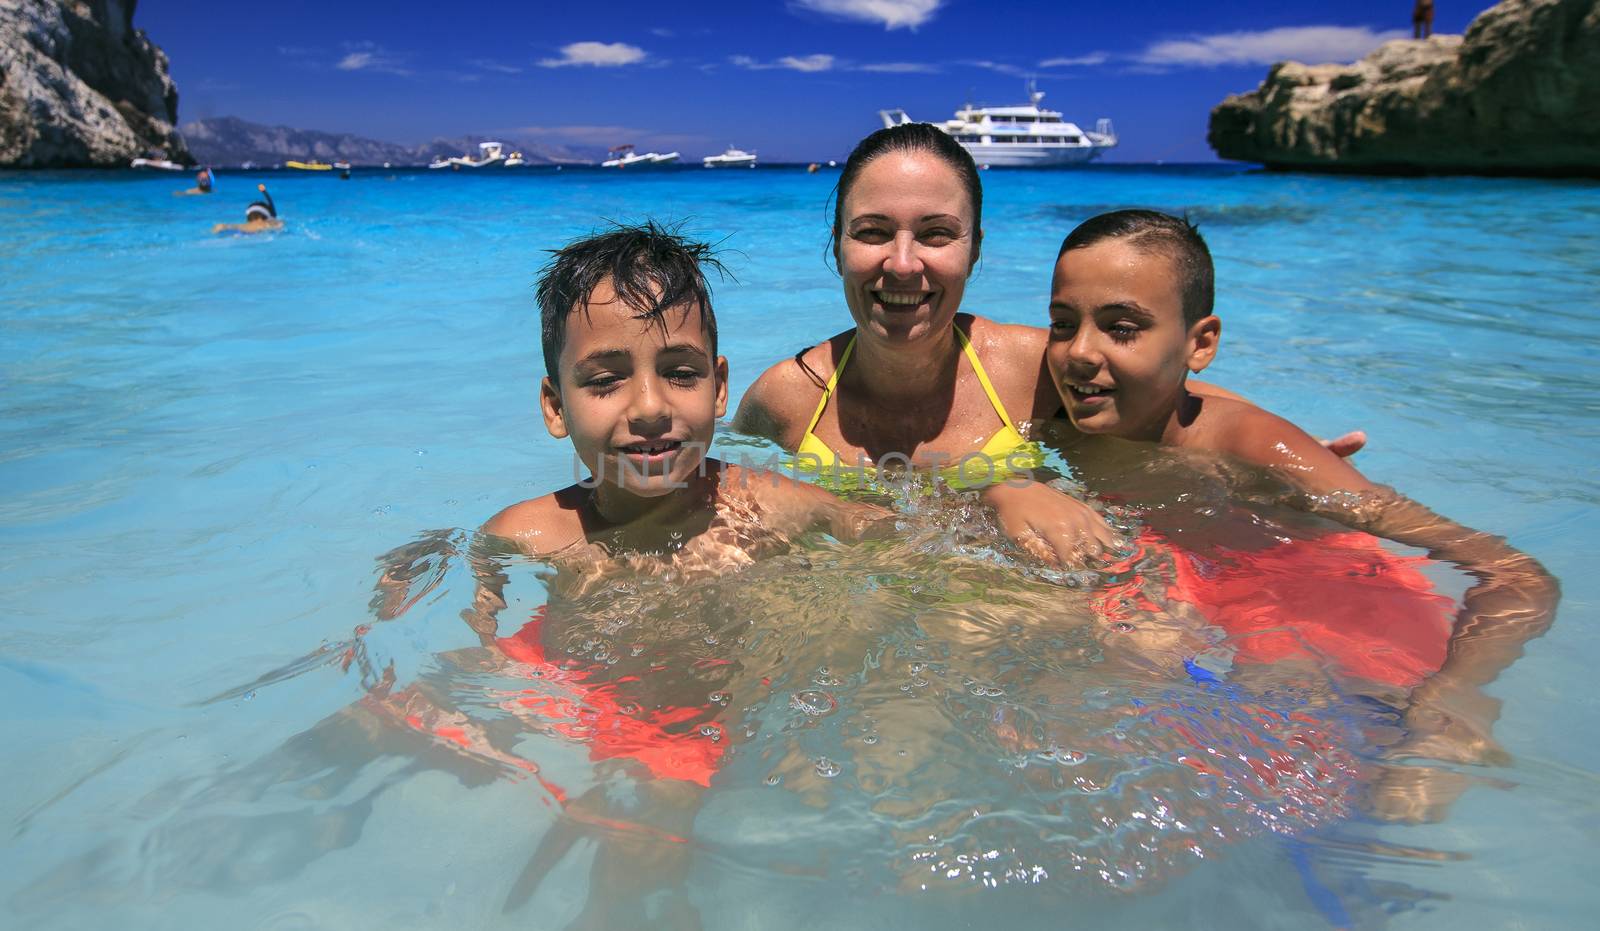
[1065, 135, 1081, 144]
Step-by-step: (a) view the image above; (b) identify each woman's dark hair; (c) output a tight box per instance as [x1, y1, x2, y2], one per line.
[536, 220, 728, 379]
[1058, 209, 1215, 325]
[829, 122, 984, 267]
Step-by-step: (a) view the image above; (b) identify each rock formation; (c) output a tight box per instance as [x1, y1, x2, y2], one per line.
[0, 0, 186, 167]
[1209, 0, 1600, 176]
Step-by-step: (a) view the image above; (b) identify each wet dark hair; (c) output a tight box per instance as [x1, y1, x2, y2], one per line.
[1058, 209, 1214, 325]
[830, 122, 984, 267]
[536, 221, 728, 380]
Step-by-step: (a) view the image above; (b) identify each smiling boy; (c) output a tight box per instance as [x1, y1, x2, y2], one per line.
[483, 221, 885, 564]
[1045, 209, 1557, 813]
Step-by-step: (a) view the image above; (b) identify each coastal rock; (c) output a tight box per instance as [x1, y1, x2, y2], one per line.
[182, 116, 590, 167]
[0, 0, 186, 167]
[1208, 0, 1600, 176]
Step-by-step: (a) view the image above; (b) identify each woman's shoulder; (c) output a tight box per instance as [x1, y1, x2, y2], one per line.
[961, 314, 1055, 417]
[963, 314, 1049, 372]
[732, 331, 853, 444]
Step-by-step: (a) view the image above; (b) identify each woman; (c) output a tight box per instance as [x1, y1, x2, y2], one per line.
[733, 123, 1296, 565]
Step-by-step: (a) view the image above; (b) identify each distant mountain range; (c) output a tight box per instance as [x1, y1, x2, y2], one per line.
[180, 116, 590, 167]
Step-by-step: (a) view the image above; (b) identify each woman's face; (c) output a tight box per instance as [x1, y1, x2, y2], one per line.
[837, 151, 978, 345]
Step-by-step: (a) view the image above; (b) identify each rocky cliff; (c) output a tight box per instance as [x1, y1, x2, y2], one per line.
[1208, 0, 1600, 176]
[1, 0, 186, 167]
[181, 117, 589, 167]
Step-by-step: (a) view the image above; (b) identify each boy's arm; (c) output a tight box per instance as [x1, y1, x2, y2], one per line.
[751, 470, 894, 541]
[1215, 405, 1559, 763]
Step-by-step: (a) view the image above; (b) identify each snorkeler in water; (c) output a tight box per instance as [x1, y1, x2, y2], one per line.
[212, 183, 284, 234]
[176, 167, 215, 196]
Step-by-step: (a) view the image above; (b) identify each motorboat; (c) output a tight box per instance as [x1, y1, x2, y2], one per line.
[504, 151, 526, 167]
[602, 144, 677, 169]
[703, 147, 757, 168]
[427, 156, 453, 169]
[878, 81, 1115, 167]
[130, 156, 186, 171]
[448, 141, 508, 169]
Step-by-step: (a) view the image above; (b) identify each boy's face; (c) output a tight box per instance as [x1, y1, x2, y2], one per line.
[1046, 239, 1218, 441]
[541, 279, 727, 498]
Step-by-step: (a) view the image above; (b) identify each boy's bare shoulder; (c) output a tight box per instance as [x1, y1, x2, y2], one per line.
[481, 487, 588, 555]
[1185, 396, 1373, 491]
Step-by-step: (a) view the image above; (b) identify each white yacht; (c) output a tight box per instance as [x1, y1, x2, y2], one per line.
[703, 147, 757, 168]
[649, 151, 680, 165]
[879, 83, 1115, 168]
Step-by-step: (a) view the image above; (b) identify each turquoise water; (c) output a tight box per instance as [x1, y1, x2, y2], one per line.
[2, 165, 1598, 928]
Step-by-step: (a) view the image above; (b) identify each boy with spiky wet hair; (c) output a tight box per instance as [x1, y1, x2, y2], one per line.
[485, 221, 885, 560]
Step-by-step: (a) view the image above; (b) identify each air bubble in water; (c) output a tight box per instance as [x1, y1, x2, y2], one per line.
[814, 757, 842, 779]
[790, 690, 837, 716]
[765, 773, 782, 786]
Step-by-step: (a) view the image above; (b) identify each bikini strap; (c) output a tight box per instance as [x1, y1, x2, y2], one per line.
[802, 334, 857, 437]
[955, 327, 1018, 429]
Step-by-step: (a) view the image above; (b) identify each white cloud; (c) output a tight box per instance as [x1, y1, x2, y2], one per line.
[539, 41, 647, 68]
[858, 61, 939, 73]
[1138, 25, 1407, 68]
[1039, 52, 1108, 67]
[731, 53, 836, 72]
[470, 58, 523, 74]
[790, 0, 942, 30]
[780, 54, 835, 72]
[334, 42, 410, 75]
[962, 59, 1027, 78]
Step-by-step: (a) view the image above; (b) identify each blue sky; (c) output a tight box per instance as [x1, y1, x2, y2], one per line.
[139, 0, 1485, 163]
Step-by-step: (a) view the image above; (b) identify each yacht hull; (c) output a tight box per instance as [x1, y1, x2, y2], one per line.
[958, 143, 1106, 167]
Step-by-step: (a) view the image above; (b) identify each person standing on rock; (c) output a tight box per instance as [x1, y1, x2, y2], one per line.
[1413, 0, 1435, 39]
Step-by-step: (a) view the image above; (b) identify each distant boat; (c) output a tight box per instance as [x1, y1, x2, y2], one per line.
[286, 160, 333, 171]
[602, 144, 677, 169]
[427, 157, 452, 170]
[703, 146, 757, 168]
[333, 161, 351, 170]
[447, 141, 508, 169]
[130, 157, 185, 171]
[504, 151, 526, 167]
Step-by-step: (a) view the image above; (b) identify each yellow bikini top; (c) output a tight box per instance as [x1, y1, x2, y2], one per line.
[792, 328, 1044, 492]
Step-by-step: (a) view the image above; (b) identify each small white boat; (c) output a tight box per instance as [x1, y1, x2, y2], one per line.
[703, 147, 757, 168]
[130, 157, 186, 171]
[427, 157, 453, 170]
[504, 151, 526, 167]
[602, 144, 678, 169]
[448, 141, 507, 169]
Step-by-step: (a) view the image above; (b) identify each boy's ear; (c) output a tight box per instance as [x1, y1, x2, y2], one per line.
[713, 355, 729, 418]
[1186, 316, 1221, 373]
[539, 376, 569, 438]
